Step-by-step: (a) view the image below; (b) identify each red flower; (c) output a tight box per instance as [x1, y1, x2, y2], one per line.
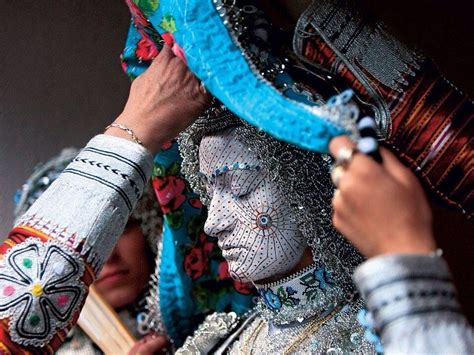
[197, 232, 215, 254]
[189, 198, 203, 209]
[135, 33, 159, 61]
[125, 0, 149, 27]
[161, 32, 174, 47]
[161, 32, 187, 64]
[218, 261, 231, 280]
[153, 176, 186, 213]
[184, 247, 207, 280]
[161, 140, 173, 150]
[233, 280, 254, 295]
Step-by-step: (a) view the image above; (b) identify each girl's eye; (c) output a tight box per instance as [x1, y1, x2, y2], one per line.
[230, 170, 263, 198]
[231, 187, 250, 199]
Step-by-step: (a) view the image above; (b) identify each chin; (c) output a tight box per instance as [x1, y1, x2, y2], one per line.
[98, 286, 139, 310]
[228, 257, 303, 284]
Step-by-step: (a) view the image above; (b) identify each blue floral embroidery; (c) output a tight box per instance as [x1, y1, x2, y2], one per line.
[260, 289, 282, 310]
[357, 309, 384, 353]
[314, 265, 333, 291]
[286, 286, 297, 296]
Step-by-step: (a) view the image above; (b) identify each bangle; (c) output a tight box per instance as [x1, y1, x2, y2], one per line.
[105, 123, 143, 146]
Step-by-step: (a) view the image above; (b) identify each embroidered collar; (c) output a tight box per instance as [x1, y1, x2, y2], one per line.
[254, 263, 349, 325]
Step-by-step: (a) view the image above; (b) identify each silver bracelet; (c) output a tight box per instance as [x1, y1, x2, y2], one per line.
[105, 123, 143, 146]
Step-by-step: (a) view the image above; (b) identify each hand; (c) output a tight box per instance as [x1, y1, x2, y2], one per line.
[128, 333, 169, 355]
[329, 136, 436, 257]
[107, 45, 211, 154]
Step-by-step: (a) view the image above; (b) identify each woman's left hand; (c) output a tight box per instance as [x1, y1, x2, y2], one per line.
[329, 136, 436, 258]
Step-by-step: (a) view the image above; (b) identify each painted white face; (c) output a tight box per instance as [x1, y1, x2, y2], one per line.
[199, 128, 306, 283]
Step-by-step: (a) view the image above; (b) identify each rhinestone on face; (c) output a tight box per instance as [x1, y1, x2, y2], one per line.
[256, 213, 272, 230]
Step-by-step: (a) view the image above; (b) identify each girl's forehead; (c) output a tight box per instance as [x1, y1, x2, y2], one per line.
[199, 130, 260, 176]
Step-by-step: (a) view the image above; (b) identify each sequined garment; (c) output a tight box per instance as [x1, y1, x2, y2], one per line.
[178, 266, 374, 353]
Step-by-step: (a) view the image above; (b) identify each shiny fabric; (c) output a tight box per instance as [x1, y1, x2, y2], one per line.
[122, 6, 255, 347]
[293, 0, 473, 217]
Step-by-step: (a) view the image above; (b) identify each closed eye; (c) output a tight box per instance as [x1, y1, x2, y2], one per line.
[230, 170, 264, 198]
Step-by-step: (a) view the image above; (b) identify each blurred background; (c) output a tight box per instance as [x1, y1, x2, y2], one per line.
[0, 0, 472, 317]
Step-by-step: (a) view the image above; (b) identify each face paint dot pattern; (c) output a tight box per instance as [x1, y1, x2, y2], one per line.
[199, 128, 307, 283]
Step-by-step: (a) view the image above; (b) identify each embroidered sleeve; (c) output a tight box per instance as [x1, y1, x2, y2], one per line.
[0, 135, 152, 354]
[353, 254, 474, 354]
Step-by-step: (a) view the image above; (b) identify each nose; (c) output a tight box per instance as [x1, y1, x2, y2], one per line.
[204, 192, 236, 238]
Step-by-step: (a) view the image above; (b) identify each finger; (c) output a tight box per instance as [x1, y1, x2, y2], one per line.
[139, 335, 169, 353]
[152, 44, 175, 68]
[329, 136, 355, 159]
[379, 147, 418, 189]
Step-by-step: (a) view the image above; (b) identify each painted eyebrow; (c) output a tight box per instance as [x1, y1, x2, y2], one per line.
[210, 162, 261, 179]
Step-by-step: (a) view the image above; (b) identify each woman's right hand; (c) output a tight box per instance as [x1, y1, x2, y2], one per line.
[107, 45, 211, 154]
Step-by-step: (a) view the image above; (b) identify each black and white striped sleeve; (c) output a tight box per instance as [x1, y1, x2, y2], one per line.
[354, 254, 474, 354]
[18, 134, 153, 272]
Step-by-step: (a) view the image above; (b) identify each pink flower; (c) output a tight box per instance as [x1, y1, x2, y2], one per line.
[161, 32, 187, 64]
[218, 261, 231, 280]
[184, 248, 207, 280]
[120, 55, 128, 74]
[152, 176, 186, 213]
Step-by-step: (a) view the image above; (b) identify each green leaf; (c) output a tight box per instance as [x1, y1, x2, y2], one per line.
[165, 210, 183, 229]
[276, 287, 286, 299]
[166, 161, 181, 176]
[133, 0, 160, 17]
[160, 14, 177, 33]
[153, 164, 166, 177]
[187, 215, 206, 238]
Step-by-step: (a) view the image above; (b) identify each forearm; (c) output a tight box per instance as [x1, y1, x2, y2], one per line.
[354, 254, 474, 354]
[0, 135, 152, 353]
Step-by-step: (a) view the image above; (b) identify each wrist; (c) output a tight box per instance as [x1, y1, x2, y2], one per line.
[106, 114, 167, 155]
[375, 231, 437, 257]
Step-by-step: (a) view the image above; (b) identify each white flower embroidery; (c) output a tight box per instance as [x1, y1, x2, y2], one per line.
[0, 238, 85, 347]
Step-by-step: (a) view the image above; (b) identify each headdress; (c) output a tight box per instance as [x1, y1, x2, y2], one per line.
[122, 0, 473, 217]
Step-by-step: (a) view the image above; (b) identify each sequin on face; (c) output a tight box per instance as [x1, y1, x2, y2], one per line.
[199, 128, 306, 283]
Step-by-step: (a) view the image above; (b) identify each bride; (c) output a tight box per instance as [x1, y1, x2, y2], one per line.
[176, 103, 376, 353]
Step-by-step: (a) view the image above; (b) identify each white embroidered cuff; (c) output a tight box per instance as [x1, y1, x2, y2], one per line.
[353, 254, 461, 333]
[16, 134, 153, 272]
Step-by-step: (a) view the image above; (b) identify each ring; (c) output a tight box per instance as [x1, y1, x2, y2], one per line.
[331, 166, 345, 187]
[335, 147, 357, 168]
